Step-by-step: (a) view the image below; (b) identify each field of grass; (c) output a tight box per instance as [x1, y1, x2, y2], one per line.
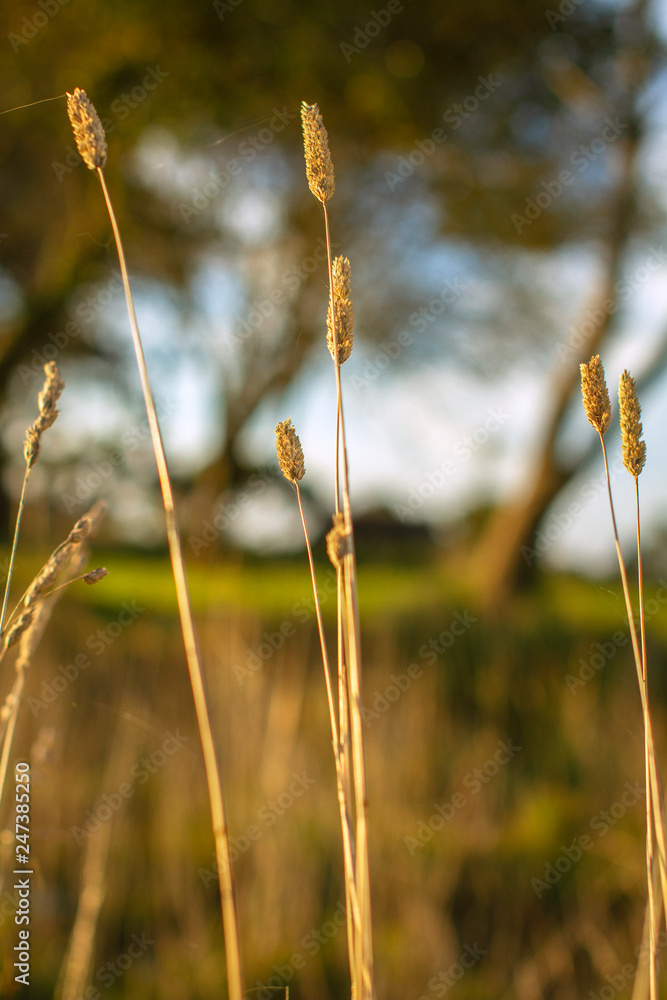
[1, 552, 664, 999]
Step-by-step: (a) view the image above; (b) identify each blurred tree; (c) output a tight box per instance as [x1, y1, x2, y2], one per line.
[0, 0, 662, 592]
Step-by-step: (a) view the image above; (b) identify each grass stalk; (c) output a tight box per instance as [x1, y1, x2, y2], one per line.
[600, 433, 663, 983]
[294, 483, 361, 951]
[582, 357, 666, 999]
[321, 199, 375, 1000]
[95, 165, 243, 1000]
[0, 506, 104, 814]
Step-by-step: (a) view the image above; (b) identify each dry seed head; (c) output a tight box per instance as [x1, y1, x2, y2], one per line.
[275, 419, 305, 483]
[327, 256, 354, 364]
[301, 102, 335, 204]
[80, 500, 108, 538]
[24, 428, 40, 468]
[326, 512, 351, 568]
[66, 88, 107, 170]
[35, 362, 65, 434]
[83, 567, 109, 585]
[68, 514, 93, 544]
[580, 355, 611, 434]
[619, 370, 646, 476]
[4, 608, 35, 650]
[25, 562, 58, 606]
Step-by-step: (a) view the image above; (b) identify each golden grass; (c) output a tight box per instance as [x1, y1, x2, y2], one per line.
[275, 102, 375, 1000]
[581, 354, 666, 1000]
[66, 87, 243, 1000]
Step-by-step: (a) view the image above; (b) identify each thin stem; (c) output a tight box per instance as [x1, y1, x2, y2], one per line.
[600, 433, 664, 995]
[636, 475, 657, 999]
[294, 485, 361, 954]
[0, 667, 26, 812]
[0, 467, 30, 633]
[295, 484, 337, 748]
[322, 200, 375, 1000]
[96, 167, 243, 1000]
[323, 204, 342, 516]
[636, 476, 647, 680]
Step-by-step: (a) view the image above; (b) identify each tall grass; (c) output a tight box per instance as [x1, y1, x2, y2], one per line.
[65, 87, 243, 1000]
[275, 102, 375, 1000]
[0, 364, 107, 815]
[581, 355, 666, 999]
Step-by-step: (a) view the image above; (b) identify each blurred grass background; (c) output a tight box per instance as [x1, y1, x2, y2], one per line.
[1, 552, 664, 998]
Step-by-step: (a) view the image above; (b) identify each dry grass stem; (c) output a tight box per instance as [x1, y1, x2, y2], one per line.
[583, 357, 665, 1000]
[0, 501, 106, 812]
[66, 89, 243, 1000]
[1, 363, 65, 633]
[298, 102, 375, 1000]
[275, 424, 362, 963]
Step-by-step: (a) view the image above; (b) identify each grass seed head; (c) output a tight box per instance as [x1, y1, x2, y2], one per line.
[24, 428, 40, 468]
[619, 369, 646, 476]
[327, 256, 354, 364]
[275, 419, 305, 483]
[66, 88, 107, 170]
[68, 514, 93, 544]
[301, 102, 335, 204]
[35, 362, 65, 434]
[326, 512, 351, 568]
[580, 355, 611, 434]
[4, 608, 35, 650]
[25, 563, 58, 606]
[83, 567, 109, 585]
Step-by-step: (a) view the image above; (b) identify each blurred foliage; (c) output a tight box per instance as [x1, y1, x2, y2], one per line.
[0, 569, 664, 999]
[0, 0, 653, 538]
